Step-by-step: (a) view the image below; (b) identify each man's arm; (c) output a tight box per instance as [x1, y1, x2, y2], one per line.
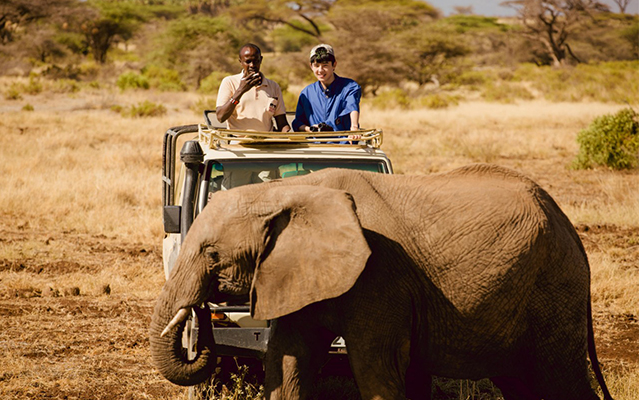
[216, 73, 262, 122]
[292, 92, 311, 132]
[349, 110, 360, 130]
[274, 114, 291, 132]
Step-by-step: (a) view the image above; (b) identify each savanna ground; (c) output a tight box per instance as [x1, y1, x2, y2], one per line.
[0, 85, 637, 399]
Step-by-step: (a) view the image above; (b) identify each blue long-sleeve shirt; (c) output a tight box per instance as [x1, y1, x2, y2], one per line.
[292, 75, 361, 132]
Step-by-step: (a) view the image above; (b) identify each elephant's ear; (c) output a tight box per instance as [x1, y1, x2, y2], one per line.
[250, 185, 371, 321]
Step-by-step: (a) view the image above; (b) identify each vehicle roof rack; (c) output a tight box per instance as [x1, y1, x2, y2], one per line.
[198, 124, 384, 149]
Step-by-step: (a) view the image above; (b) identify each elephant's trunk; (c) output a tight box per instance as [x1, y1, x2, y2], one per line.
[149, 291, 217, 386]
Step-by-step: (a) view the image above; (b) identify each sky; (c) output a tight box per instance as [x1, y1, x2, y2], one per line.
[426, 0, 640, 16]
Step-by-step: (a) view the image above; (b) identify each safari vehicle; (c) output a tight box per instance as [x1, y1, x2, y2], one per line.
[161, 110, 393, 394]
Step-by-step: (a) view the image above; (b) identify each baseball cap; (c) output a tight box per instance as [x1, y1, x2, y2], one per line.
[309, 44, 335, 61]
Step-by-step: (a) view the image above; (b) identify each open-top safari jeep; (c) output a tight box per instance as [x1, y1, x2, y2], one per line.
[161, 111, 393, 396]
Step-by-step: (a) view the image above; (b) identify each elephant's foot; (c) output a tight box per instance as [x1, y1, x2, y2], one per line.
[491, 376, 540, 400]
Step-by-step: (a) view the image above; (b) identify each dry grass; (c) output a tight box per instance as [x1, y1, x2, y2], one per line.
[0, 87, 637, 399]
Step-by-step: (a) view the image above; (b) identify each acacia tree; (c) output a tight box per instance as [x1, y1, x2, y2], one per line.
[0, 0, 78, 44]
[81, 1, 149, 63]
[501, 0, 609, 66]
[231, 0, 332, 39]
[326, 0, 440, 95]
[612, 0, 630, 13]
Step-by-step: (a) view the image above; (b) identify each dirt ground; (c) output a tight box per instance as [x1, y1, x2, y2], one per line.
[1, 190, 637, 399]
[0, 217, 637, 399]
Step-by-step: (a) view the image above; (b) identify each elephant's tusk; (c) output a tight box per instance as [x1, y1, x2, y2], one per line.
[160, 308, 190, 337]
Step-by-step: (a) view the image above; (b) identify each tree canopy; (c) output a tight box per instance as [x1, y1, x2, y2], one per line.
[0, 0, 636, 93]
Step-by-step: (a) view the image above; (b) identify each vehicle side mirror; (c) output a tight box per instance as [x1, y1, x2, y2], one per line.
[163, 205, 181, 234]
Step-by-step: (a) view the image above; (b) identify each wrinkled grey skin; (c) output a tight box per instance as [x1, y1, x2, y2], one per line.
[149, 164, 613, 400]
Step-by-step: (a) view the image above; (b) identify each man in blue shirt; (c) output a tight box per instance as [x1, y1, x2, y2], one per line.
[292, 44, 361, 136]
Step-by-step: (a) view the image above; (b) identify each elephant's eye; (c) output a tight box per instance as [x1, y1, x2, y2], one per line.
[204, 247, 220, 267]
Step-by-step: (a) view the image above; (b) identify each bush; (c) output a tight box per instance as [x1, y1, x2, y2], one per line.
[573, 108, 639, 170]
[198, 71, 227, 94]
[368, 89, 411, 110]
[142, 65, 187, 91]
[481, 82, 534, 103]
[5, 85, 22, 100]
[24, 77, 43, 95]
[113, 101, 167, 118]
[52, 79, 81, 93]
[282, 90, 298, 113]
[513, 61, 639, 104]
[128, 100, 167, 117]
[116, 72, 150, 91]
[418, 93, 460, 109]
[191, 96, 217, 115]
[22, 103, 34, 111]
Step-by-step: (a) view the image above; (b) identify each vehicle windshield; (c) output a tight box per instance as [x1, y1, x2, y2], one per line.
[204, 159, 387, 203]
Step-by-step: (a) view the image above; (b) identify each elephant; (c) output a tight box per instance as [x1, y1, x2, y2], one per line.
[149, 164, 614, 400]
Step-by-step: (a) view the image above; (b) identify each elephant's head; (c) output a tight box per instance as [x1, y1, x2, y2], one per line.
[149, 184, 371, 385]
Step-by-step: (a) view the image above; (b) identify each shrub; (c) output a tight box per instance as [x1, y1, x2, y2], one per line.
[116, 72, 150, 91]
[24, 77, 43, 95]
[573, 108, 639, 170]
[5, 86, 22, 100]
[481, 82, 534, 103]
[142, 65, 187, 91]
[282, 90, 298, 113]
[22, 103, 34, 111]
[513, 61, 639, 104]
[191, 96, 217, 115]
[198, 71, 227, 94]
[368, 89, 411, 110]
[127, 100, 167, 117]
[52, 79, 81, 93]
[418, 93, 460, 109]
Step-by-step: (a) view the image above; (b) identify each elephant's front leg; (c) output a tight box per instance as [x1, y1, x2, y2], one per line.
[346, 333, 412, 400]
[264, 313, 333, 400]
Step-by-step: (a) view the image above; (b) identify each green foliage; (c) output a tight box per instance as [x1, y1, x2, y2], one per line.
[51, 79, 81, 93]
[5, 86, 23, 101]
[149, 14, 241, 87]
[367, 89, 412, 109]
[5, 77, 44, 98]
[282, 90, 298, 113]
[116, 72, 150, 90]
[82, 0, 151, 63]
[443, 14, 511, 33]
[191, 96, 217, 115]
[271, 22, 318, 53]
[396, 25, 471, 87]
[481, 82, 534, 103]
[24, 77, 43, 95]
[573, 108, 639, 170]
[417, 93, 460, 109]
[365, 89, 459, 110]
[22, 103, 34, 111]
[155, 15, 239, 68]
[513, 61, 639, 104]
[448, 70, 489, 87]
[198, 71, 228, 94]
[142, 65, 186, 91]
[570, 13, 639, 62]
[124, 100, 167, 118]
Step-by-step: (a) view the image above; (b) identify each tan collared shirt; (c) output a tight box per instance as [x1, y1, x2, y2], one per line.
[216, 72, 287, 131]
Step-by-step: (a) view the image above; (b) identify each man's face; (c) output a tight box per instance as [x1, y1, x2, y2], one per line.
[311, 61, 336, 86]
[239, 47, 262, 76]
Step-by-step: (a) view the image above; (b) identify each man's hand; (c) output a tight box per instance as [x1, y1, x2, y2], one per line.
[239, 72, 262, 94]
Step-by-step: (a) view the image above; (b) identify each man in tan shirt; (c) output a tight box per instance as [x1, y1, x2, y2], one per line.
[216, 44, 290, 132]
